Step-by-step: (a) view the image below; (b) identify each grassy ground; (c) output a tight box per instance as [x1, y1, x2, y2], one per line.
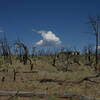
[0, 54, 100, 100]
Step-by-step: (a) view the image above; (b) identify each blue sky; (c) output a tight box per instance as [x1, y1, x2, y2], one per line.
[0, 0, 100, 51]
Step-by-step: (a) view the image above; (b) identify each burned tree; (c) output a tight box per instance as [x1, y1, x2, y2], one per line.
[0, 33, 12, 64]
[87, 44, 94, 63]
[88, 16, 100, 71]
[14, 41, 28, 65]
[82, 46, 88, 59]
[14, 41, 33, 69]
[83, 45, 94, 63]
[32, 46, 36, 57]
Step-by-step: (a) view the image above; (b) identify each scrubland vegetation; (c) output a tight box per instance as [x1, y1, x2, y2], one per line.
[0, 40, 100, 100]
[0, 16, 100, 100]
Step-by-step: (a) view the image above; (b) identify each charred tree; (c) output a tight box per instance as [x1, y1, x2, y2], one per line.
[88, 16, 100, 71]
[0, 33, 12, 64]
[14, 41, 28, 65]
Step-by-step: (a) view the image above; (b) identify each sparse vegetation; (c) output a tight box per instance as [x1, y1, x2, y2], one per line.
[0, 45, 100, 100]
[0, 3, 100, 99]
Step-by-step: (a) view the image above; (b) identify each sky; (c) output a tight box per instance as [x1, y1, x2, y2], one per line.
[0, 0, 100, 51]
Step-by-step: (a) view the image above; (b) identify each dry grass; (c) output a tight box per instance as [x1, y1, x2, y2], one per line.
[0, 55, 100, 99]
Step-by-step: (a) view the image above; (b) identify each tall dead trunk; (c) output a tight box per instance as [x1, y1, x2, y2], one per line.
[88, 16, 99, 71]
[96, 23, 98, 71]
[14, 42, 28, 65]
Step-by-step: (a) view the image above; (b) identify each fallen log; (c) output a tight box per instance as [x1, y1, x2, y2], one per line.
[0, 91, 45, 97]
[7, 91, 19, 100]
[36, 76, 99, 84]
[16, 70, 39, 73]
[20, 77, 99, 85]
[15, 71, 100, 84]
[15, 70, 57, 74]
[59, 94, 100, 100]
[0, 91, 100, 100]
[39, 79, 65, 83]
[77, 73, 100, 84]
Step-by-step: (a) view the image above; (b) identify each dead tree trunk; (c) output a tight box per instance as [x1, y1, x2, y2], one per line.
[96, 23, 98, 70]
[13, 69, 16, 81]
[14, 42, 28, 65]
[88, 16, 99, 71]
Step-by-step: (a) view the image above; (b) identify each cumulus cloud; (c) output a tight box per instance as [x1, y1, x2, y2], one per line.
[98, 46, 100, 49]
[32, 29, 61, 47]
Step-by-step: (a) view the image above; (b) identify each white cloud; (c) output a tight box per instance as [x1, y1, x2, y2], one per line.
[98, 46, 100, 49]
[32, 29, 61, 47]
[36, 40, 43, 46]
